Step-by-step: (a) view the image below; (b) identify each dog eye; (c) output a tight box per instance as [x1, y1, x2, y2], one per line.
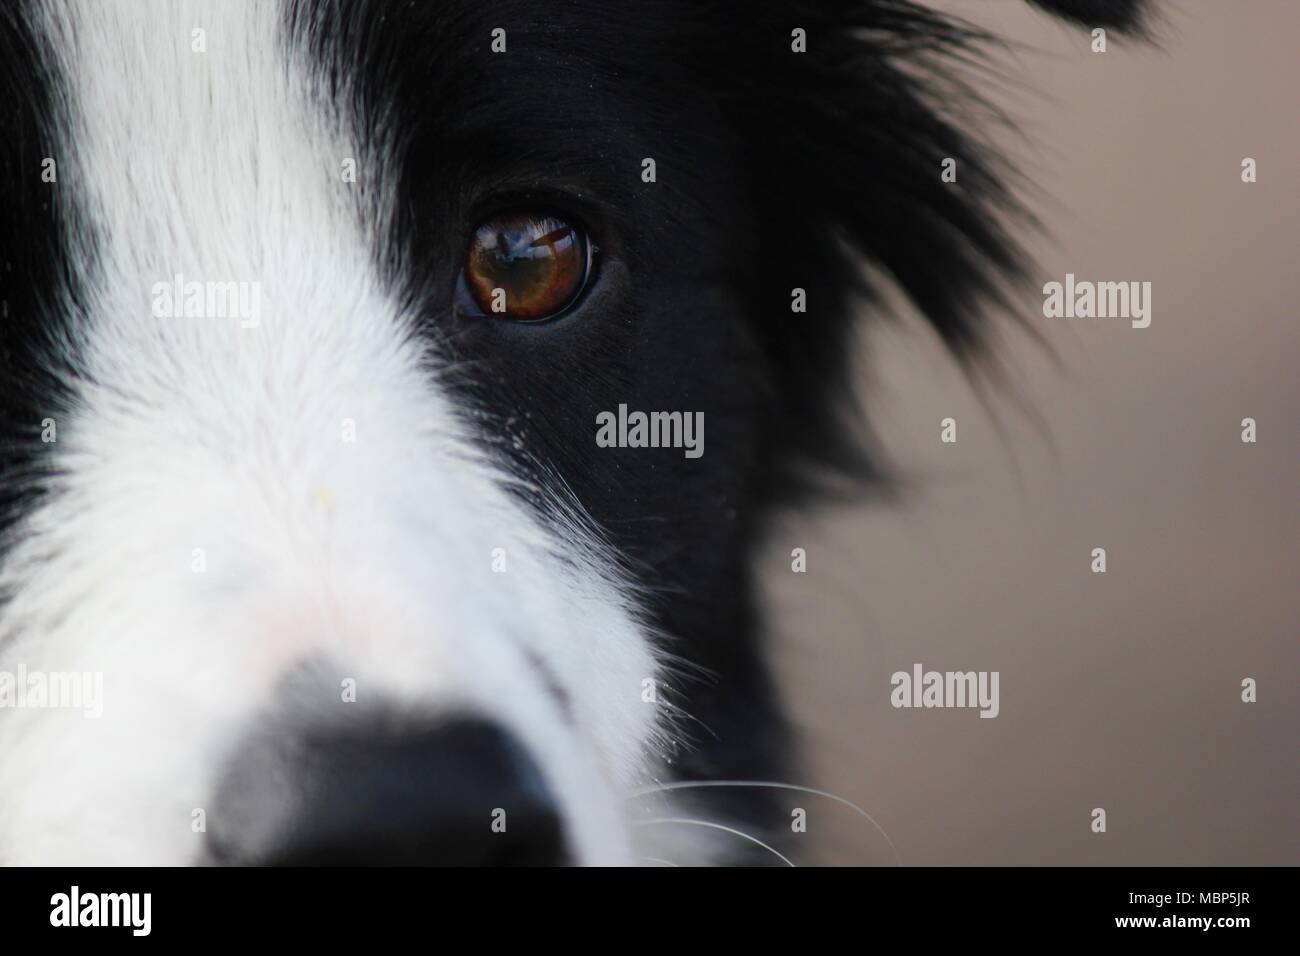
[459, 213, 591, 321]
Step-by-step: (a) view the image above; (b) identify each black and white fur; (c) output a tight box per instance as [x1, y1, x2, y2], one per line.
[0, 0, 1146, 865]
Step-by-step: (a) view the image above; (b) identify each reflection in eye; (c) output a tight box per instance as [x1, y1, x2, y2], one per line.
[461, 213, 590, 321]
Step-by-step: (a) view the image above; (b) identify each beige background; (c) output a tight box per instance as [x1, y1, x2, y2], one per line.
[764, 0, 1298, 864]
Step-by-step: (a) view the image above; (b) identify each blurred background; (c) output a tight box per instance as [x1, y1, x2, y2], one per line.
[763, 0, 1298, 864]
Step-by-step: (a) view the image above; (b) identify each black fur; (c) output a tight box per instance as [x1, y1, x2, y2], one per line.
[0, 2, 82, 544]
[1029, 0, 1148, 33]
[287, 0, 1147, 857]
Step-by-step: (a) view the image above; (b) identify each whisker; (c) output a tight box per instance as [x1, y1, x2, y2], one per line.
[651, 697, 722, 744]
[634, 817, 795, 866]
[630, 780, 902, 865]
[640, 856, 680, 867]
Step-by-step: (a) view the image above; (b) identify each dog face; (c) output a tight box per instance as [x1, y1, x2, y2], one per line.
[0, 0, 1145, 865]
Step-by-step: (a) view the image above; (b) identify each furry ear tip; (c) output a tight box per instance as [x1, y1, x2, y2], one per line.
[1026, 0, 1151, 35]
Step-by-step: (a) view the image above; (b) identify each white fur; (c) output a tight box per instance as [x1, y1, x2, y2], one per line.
[0, 0, 674, 865]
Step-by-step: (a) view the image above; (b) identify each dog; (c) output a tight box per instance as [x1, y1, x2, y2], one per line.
[0, 0, 1146, 865]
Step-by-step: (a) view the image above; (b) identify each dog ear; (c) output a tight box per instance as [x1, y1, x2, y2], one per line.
[720, 1, 1148, 494]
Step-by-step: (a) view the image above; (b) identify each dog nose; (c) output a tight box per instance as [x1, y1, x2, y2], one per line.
[207, 715, 568, 865]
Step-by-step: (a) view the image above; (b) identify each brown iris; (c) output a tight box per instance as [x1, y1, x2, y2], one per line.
[462, 213, 588, 320]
